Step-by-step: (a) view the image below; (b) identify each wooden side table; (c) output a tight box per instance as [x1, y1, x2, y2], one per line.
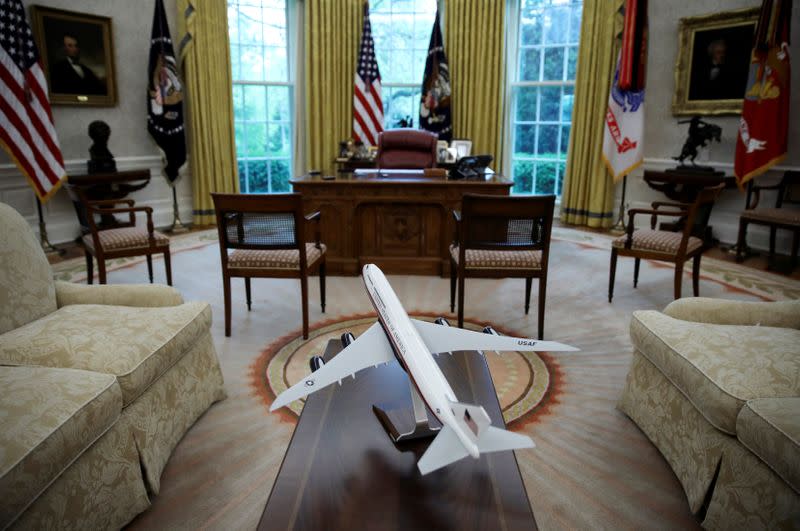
[66, 169, 151, 234]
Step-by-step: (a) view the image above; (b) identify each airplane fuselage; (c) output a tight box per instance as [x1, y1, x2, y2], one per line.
[362, 264, 480, 458]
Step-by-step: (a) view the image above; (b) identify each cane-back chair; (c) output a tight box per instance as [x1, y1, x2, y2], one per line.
[212, 193, 326, 339]
[450, 193, 555, 339]
[609, 183, 724, 302]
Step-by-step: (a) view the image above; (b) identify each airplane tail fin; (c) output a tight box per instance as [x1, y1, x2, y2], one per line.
[416, 401, 535, 475]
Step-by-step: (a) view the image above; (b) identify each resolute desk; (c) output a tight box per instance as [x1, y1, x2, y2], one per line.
[290, 171, 513, 276]
[258, 339, 537, 531]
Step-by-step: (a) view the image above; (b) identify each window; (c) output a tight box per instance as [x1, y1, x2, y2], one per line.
[228, 0, 293, 193]
[509, 0, 582, 195]
[370, 0, 437, 129]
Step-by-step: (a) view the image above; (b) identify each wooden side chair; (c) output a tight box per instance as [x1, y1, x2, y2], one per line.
[80, 194, 171, 285]
[736, 171, 800, 271]
[450, 193, 555, 340]
[609, 183, 724, 302]
[211, 193, 326, 339]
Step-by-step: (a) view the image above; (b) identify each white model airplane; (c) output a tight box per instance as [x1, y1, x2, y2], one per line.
[271, 264, 578, 475]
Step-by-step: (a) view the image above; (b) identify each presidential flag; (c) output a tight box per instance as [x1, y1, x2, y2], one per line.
[734, 0, 792, 188]
[0, 0, 65, 202]
[602, 0, 648, 182]
[419, 10, 451, 142]
[353, 4, 383, 147]
[147, 0, 186, 184]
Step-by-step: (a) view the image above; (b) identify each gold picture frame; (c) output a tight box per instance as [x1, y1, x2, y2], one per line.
[30, 6, 117, 106]
[672, 7, 759, 116]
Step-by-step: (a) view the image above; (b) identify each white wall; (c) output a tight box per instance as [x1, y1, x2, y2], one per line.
[617, 0, 800, 252]
[1, 0, 192, 244]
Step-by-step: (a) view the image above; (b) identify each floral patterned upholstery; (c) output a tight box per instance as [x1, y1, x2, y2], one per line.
[612, 229, 703, 255]
[630, 310, 800, 435]
[740, 207, 800, 225]
[0, 302, 213, 407]
[228, 243, 326, 270]
[737, 398, 800, 493]
[82, 227, 170, 253]
[449, 244, 542, 270]
[0, 366, 121, 527]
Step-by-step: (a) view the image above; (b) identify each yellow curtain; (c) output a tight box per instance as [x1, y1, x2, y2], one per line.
[178, 0, 239, 225]
[444, 0, 506, 173]
[560, 0, 624, 228]
[304, 0, 362, 175]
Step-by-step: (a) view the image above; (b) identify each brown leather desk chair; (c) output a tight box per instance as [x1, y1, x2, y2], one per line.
[736, 171, 800, 271]
[609, 184, 724, 302]
[79, 192, 171, 285]
[211, 193, 326, 339]
[450, 193, 555, 340]
[377, 129, 438, 169]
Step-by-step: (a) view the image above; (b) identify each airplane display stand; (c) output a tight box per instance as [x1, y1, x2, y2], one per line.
[372, 385, 442, 442]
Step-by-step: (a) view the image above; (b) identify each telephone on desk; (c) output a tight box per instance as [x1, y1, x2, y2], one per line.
[451, 155, 493, 180]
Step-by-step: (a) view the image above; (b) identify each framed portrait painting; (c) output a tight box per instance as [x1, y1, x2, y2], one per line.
[672, 7, 759, 116]
[30, 6, 117, 106]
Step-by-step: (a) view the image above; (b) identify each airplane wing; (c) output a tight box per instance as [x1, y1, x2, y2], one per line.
[270, 322, 395, 411]
[411, 319, 578, 354]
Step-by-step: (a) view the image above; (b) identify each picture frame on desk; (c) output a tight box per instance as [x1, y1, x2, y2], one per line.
[451, 139, 472, 159]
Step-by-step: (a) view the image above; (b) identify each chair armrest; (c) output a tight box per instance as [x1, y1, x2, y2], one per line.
[55, 281, 184, 308]
[87, 199, 135, 208]
[626, 207, 688, 231]
[651, 201, 691, 210]
[663, 298, 800, 329]
[305, 211, 321, 247]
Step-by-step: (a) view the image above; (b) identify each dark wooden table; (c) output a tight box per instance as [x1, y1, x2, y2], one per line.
[65, 169, 151, 234]
[259, 339, 537, 531]
[290, 171, 513, 275]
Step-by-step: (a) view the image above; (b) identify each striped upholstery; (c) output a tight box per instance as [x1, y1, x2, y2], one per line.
[228, 243, 326, 270]
[82, 227, 169, 253]
[740, 208, 800, 225]
[612, 230, 702, 255]
[450, 245, 541, 270]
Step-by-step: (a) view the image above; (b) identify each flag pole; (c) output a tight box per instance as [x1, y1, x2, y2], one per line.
[168, 184, 188, 233]
[610, 175, 627, 234]
[35, 196, 64, 255]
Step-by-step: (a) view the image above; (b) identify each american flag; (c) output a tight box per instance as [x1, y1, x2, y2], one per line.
[352, 5, 383, 147]
[0, 0, 65, 201]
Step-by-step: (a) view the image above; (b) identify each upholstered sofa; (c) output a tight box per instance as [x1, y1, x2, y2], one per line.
[0, 203, 227, 529]
[618, 297, 800, 529]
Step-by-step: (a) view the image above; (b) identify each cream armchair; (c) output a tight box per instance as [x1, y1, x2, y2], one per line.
[0, 203, 226, 529]
[618, 297, 800, 529]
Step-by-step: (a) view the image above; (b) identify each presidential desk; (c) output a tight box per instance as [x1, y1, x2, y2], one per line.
[291, 172, 513, 276]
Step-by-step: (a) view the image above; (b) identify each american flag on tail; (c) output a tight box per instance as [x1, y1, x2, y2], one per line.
[352, 4, 383, 147]
[0, 0, 65, 201]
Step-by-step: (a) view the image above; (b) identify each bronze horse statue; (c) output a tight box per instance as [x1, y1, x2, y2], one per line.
[673, 117, 722, 166]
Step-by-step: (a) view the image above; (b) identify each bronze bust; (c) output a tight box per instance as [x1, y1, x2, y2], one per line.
[87, 120, 117, 174]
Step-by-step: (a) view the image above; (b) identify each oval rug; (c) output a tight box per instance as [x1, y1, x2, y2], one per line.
[249, 312, 563, 428]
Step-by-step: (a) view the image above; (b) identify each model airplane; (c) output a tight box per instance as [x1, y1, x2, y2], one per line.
[271, 264, 578, 475]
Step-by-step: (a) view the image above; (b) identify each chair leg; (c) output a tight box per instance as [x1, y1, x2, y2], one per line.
[449, 261, 456, 313]
[245, 278, 252, 311]
[524, 277, 532, 314]
[223, 275, 232, 337]
[301, 274, 309, 340]
[736, 219, 748, 263]
[674, 263, 684, 300]
[319, 261, 326, 313]
[791, 231, 799, 271]
[98, 258, 107, 285]
[768, 227, 777, 266]
[608, 249, 618, 303]
[84, 251, 94, 285]
[457, 273, 465, 328]
[537, 275, 547, 341]
[633, 258, 641, 288]
[146, 254, 154, 283]
[164, 249, 172, 286]
[692, 255, 701, 296]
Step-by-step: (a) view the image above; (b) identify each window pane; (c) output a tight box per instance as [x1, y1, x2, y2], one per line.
[519, 48, 541, 82]
[569, 6, 582, 43]
[544, 7, 569, 45]
[561, 85, 574, 122]
[514, 124, 536, 156]
[557, 161, 567, 194]
[268, 124, 290, 157]
[268, 85, 291, 122]
[513, 160, 534, 194]
[270, 160, 291, 192]
[230, 44, 241, 79]
[542, 47, 565, 81]
[238, 160, 248, 192]
[232, 85, 244, 117]
[265, 46, 288, 82]
[228, 6, 239, 43]
[535, 162, 557, 194]
[536, 125, 559, 158]
[234, 122, 246, 156]
[238, 6, 263, 45]
[540, 86, 560, 122]
[244, 123, 267, 156]
[567, 46, 578, 79]
[243, 85, 266, 121]
[559, 125, 571, 156]
[240, 45, 265, 81]
[515, 87, 538, 122]
[520, 10, 543, 46]
[248, 160, 270, 193]
[263, 9, 286, 46]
